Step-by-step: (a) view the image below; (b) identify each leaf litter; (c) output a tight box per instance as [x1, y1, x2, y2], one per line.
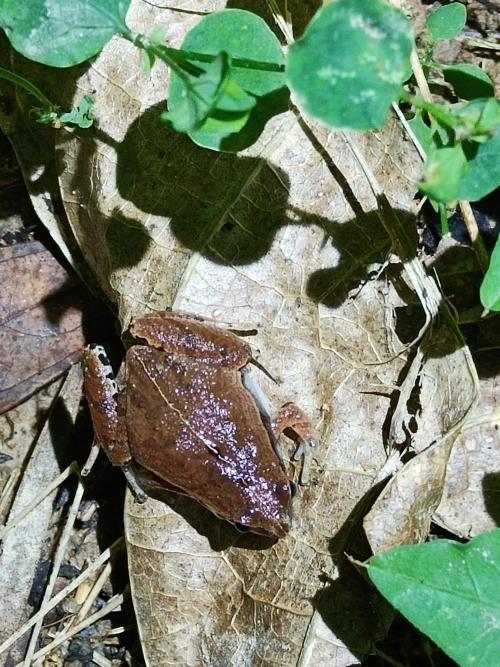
[0, 0, 494, 664]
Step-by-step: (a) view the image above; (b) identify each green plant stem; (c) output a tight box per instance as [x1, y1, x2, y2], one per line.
[438, 203, 449, 236]
[0, 66, 55, 110]
[400, 90, 457, 130]
[122, 30, 284, 74]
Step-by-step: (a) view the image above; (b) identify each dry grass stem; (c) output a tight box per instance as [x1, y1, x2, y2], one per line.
[22, 477, 86, 666]
[0, 538, 124, 658]
[0, 462, 80, 542]
[26, 590, 127, 666]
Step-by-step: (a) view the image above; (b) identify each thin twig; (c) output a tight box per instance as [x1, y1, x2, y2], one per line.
[0, 538, 124, 658]
[27, 590, 127, 665]
[0, 462, 80, 542]
[23, 475, 85, 665]
[405, 10, 488, 272]
[76, 561, 113, 622]
[265, 0, 294, 44]
[458, 200, 489, 272]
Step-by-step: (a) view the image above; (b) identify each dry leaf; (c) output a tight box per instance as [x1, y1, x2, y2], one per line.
[0, 240, 102, 413]
[0, 365, 82, 663]
[434, 373, 500, 538]
[364, 323, 479, 553]
[1, 1, 481, 664]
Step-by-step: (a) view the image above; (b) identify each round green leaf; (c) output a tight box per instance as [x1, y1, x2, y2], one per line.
[481, 236, 500, 312]
[408, 110, 433, 155]
[286, 0, 413, 131]
[454, 98, 500, 138]
[0, 0, 130, 67]
[426, 2, 466, 41]
[167, 9, 287, 152]
[443, 64, 494, 100]
[420, 144, 468, 202]
[368, 530, 500, 667]
[163, 52, 255, 134]
[457, 132, 500, 202]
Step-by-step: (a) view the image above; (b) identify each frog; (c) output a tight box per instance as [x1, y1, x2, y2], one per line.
[83, 310, 314, 539]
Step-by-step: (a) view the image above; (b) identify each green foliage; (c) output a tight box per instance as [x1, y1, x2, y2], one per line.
[426, 2, 466, 41]
[443, 64, 494, 101]
[58, 95, 94, 128]
[414, 1, 500, 206]
[166, 9, 287, 151]
[0, 66, 94, 128]
[420, 143, 468, 202]
[407, 110, 433, 154]
[480, 236, 500, 311]
[0, 0, 498, 305]
[419, 99, 500, 203]
[0, 0, 130, 67]
[286, 0, 413, 131]
[163, 52, 256, 134]
[368, 530, 500, 667]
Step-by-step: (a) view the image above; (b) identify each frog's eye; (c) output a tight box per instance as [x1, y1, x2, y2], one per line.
[234, 522, 250, 533]
[289, 481, 297, 498]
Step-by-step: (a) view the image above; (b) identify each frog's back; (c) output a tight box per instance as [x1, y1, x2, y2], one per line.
[125, 346, 291, 536]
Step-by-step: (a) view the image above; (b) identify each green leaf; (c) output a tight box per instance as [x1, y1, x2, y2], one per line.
[420, 99, 500, 202]
[443, 64, 494, 100]
[286, 0, 413, 131]
[426, 2, 466, 41]
[480, 236, 500, 311]
[0, 0, 130, 67]
[167, 9, 287, 152]
[419, 143, 467, 202]
[58, 95, 94, 128]
[368, 530, 500, 667]
[457, 132, 500, 201]
[453, 98, 500, 140]
[408, 110, 433, 155]
[163, 52, 255, 134]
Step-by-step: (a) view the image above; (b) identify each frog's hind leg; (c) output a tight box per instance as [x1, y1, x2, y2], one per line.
[84, 345, 147, 503]
[241, 368, 316, 484]
[270, 403, 316, 484]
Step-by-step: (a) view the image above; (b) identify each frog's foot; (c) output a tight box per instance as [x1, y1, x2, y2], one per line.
[241, 369, 316, 483]
[82, 439, 101, 476]
[271, 402, 316, 485]
[122, 465, 148, 503]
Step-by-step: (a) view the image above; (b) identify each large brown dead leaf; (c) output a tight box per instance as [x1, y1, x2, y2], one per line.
[1, 1, 480, 664]
[433, 359, 500, 539]
[0, 240, 107, 413]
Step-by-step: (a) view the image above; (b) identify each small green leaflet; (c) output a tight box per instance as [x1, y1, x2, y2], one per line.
[407, 111, 433, 155]
[420, 144, 467, 202]
[443, 64, 494, 101]
[58, 95, 94, 128]
[162, 53, 255, 134]
[420, 99, 500, 202]
[286, 0, 413, 131]
[426, 2, 466, 42]
[368, 530, 500, 667]
[480, 235, 500, 312]
[166, 9, 287, 152]
[0, 0, 130, 67]
[453, 98, 500, 141]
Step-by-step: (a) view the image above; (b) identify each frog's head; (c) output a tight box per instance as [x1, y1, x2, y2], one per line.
[231, 478, 293, 539]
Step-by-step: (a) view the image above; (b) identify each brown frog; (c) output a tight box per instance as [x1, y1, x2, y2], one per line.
[83, 311, 314, 539]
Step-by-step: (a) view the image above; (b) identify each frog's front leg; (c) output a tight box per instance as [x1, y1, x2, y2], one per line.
[83, 345, 147, 502]
[241, 368, 316, 483]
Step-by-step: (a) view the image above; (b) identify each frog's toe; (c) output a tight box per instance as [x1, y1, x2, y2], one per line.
[293, 438, 316, 485]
